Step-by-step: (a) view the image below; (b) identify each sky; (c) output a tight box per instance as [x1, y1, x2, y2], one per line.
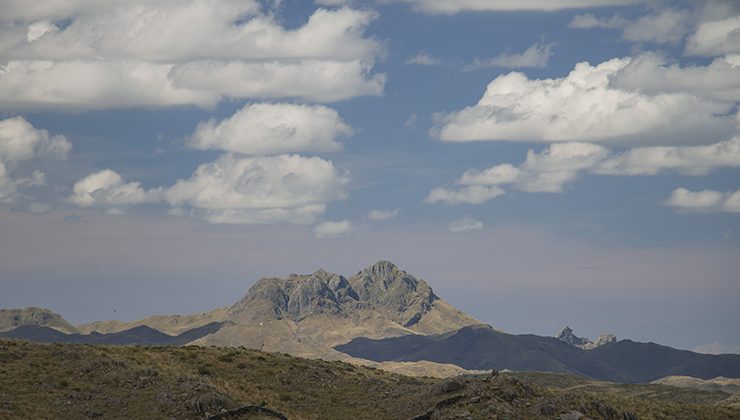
[0, 0, 739, 354]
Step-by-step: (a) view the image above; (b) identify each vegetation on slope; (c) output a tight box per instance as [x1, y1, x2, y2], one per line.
[1, 339, 738, 420]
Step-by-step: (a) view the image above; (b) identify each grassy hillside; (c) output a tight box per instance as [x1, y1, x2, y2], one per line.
[1, 340, 738, 419]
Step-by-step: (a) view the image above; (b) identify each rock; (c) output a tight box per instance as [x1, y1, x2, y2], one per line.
[348, 261, 438, 327]
[557, 326, 590, 347]
[456, 410, 472, 419]
[228, 261, 443, 327]
[557, 326, 617, 350]
[535, 401, 557, 415]
[582, 333, 617, 350]
[559, 411, 584, 420]
[435, 395, 465, 408]
[434, 377, 466, 394]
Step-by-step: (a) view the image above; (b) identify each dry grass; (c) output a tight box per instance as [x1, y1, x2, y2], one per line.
[1, 339, 738, 419]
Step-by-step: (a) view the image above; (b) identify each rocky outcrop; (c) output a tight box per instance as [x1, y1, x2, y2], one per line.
[347, 261, 437, 328]
[583, 333, 617, 350]
[557, 327, 616, 350]
[557, 327, 589, 347]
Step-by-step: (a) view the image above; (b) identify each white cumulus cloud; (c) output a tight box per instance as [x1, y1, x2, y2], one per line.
[388, 0, 639, 14]
[0, 3, 385, 109]
[461, 143, 609, 193]
[69, 170, 163, 208]
[596, 137, 740, 176]
[664, 188, 740, 213]
[0, 117, 71, 203]
[609, 54, 740, 103]
[449, 217, 483, 232]
[685, 2, 740, 57]
[434, 56, 736, 146]
[190, 103, 353, 155]
[425, 185, 505, 205]
[165, 154, 348, 224]
[313, 219, 353, 238]
[430, 137, 740, 202]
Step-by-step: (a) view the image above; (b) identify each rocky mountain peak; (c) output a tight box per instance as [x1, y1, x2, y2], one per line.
[349, 261, 438, 328]
[557, 326, 589, 347]
[557, 326, 617, 350]
[227, 261, 447, 328]
[359, 260, 399, 280]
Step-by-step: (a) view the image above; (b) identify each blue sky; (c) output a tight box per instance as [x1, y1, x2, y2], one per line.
[0, 0, 739, 353]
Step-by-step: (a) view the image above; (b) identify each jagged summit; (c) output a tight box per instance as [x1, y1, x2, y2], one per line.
[357, 260, 400, 279]
[557, 326, 617, 350]
[349, 261, 439, 327]
[557, 326, 590, 347]
[228, 261, 442, 328]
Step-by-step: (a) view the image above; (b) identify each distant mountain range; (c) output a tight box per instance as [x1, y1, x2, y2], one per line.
[2, 260, 739, 383]
[0, 322, 227, 346]
[335, 324, 740, 383]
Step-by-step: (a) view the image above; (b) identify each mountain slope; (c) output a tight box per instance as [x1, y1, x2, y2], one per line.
[0, 307, 79, 334]
[336, 324, 634, 382]
[2, 339, 738, 420]
[589, 340, 740, 382]
[335, 325, 740, 383]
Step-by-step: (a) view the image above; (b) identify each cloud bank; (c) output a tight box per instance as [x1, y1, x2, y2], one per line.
[0, 2, 385, 109]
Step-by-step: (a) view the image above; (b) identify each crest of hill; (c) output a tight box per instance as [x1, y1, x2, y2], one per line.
[0, 307, 79, 334]
[653, 376, 740, 397]
[77, 307, 229, 335]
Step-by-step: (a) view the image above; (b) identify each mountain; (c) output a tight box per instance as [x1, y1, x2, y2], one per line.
[6, 260, 739, 384]
[335, 325, 740, 383]
[0, 322, 228, 346]
[557, 326, 589, 347]
[1, 261, 483, 378]
[0, 307, 80, 334]
[588, 340, 740, 382]
[190, 261, 481, 358]
[557, 326, 616, 350]
[3, 339, 738, 420]
[336, 324, 634, 382]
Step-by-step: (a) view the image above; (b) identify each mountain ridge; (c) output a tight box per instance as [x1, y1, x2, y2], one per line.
[335, 325, 740, 383]
[4, 260, 739, 384]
